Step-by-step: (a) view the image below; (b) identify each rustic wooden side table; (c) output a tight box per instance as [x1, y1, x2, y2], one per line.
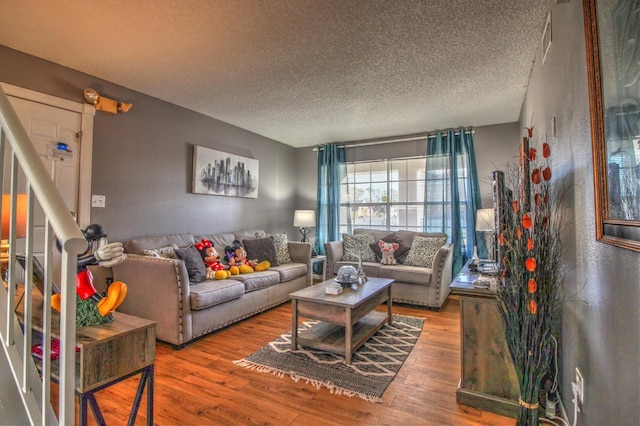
[17, 291, 156, 425]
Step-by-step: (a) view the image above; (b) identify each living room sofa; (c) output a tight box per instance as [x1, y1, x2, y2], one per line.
[324, 229, 453, 310]
[92, 229, 311, 348]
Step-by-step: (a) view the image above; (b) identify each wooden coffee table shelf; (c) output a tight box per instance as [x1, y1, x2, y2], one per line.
[290, 277, 394, 364]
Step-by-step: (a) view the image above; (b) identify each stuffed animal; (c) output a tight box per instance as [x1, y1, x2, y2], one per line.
[195, 239, 231, 280]
[379, 240, 399, 265]
[225, 240, 270, 274]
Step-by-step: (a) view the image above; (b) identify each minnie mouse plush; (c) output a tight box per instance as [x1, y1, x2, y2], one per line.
[195, 239, 231, 280]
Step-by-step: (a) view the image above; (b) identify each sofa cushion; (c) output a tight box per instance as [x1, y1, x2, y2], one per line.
[403, 235, 447, 268]
[369, 232, 412, 263]
[270, 262, 307, 282]
[342, 233, 377, 262]
[174, 245, 207, 284]
[142, 243, 179, 259]
[189, 279, 245, 310]
[230, 270, 280, 293]
[125, 233, 195, 255]
[378, 264, 432, 286]
[243, 237, 279, 266]
[234, 229, 266, 241]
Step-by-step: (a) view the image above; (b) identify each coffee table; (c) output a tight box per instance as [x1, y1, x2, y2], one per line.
[289, 277, 394, 364]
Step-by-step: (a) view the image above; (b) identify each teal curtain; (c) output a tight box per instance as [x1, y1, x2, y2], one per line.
[425, 129, 482, 275]
[314, 144, 347, 259]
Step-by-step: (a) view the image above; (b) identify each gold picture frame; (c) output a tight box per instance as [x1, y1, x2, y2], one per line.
[584, 0, 640, 251]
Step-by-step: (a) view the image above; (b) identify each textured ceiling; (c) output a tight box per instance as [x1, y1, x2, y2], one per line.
[0, 0, 550, 148]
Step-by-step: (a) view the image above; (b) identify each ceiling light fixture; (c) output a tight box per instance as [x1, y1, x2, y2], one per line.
[83, 88, 133, 114]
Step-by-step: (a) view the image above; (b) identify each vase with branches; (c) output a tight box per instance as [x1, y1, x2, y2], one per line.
[494, 129, 565, 425]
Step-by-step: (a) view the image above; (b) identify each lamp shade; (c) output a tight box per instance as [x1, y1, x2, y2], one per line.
[476, 208, 495, 232]
[1, 193, 28, 239]
[293, 210, 316, 227]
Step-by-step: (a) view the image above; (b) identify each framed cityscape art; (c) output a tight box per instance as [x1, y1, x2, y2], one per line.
[192, 145, 259, 198]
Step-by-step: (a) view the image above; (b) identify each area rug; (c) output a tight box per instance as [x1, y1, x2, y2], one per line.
[233, 314, 424, 402]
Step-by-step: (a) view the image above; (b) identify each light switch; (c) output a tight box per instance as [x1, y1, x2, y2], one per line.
[91, 195, 106, 208]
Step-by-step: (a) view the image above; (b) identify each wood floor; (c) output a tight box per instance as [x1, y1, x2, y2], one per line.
[58, 296, 514, 425]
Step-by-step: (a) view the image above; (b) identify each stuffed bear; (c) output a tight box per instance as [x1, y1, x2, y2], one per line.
[195, 239, 231, 280]
[379, 240, 399, 265]
[224, 240, 270, 274]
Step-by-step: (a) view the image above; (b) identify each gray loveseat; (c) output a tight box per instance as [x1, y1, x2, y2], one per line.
[324, 228, 453, 310]
[93, 229, 311, 347]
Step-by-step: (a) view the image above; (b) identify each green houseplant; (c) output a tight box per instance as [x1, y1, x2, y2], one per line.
[494, 129, 565, 425]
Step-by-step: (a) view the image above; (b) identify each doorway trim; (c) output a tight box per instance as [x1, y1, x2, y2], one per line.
[1, 82, 94, 229]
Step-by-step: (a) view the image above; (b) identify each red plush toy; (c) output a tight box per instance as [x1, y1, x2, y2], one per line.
[195, 239, 230, 279]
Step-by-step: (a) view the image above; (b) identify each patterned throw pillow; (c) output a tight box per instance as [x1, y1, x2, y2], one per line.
[403, 236, 447, 268]
[270, 233, 293, 264]
[143, 243, 179, 259]
[342, 233, 377, 262]
[255, 231, 268, 239]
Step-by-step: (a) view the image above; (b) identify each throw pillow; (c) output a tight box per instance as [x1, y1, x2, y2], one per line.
[174, 245, 207, 284]
[243, 238, 279, 266]
[255, 231, 267, 239]
[143, 243, 179, 259]
[342, 233, 377, 262]
[270, 233, 293, 264]
[369, 232, 411, 263]
[403, 236, 447, 268]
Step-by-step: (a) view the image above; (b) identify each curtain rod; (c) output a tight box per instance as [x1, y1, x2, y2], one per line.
[313, 129, 474, 151]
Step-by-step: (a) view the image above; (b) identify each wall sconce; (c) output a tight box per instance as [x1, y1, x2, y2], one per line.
[83, 88, 133, 114]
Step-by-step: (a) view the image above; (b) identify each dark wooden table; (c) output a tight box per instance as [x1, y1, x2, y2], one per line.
[450, 261, 519, 418]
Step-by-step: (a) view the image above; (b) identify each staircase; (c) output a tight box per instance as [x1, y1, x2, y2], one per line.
[0, 85, 87, 425]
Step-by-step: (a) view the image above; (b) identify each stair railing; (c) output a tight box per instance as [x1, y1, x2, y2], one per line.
[0, 84, 87, 425]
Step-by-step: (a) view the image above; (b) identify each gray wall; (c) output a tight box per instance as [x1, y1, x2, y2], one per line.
[0, 46, 298, 242]
[520, 2, 639, 424]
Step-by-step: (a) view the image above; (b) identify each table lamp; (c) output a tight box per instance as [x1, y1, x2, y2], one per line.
[293, 210, 316, 243]
[1, 193, 28, 279]
[475, 208, 495, 261]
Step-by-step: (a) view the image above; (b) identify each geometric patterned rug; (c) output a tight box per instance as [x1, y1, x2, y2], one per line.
[233, 314, 424, 402]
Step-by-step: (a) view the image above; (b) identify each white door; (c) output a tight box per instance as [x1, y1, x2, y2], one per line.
[8, 96, 81, 218]
[5, 95, 85, 282]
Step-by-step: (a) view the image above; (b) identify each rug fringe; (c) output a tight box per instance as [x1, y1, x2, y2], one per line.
[233, 358, 383, 403]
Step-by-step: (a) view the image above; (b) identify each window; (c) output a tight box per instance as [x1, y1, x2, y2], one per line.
[340, 159, 426, 234]
[339, 155, 471, 250]
[424, 154, 470, 245]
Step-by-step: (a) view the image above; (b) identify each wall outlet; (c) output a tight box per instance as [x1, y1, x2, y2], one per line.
[91, 195, 106, 208]
[575, 367, 584, 404]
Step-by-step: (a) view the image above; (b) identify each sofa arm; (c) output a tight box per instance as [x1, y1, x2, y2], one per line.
[430, 243, 454, 307]
[324, 241, 343, 277]
[288, 241, 312, 285]
[111, 254, 192, 346]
